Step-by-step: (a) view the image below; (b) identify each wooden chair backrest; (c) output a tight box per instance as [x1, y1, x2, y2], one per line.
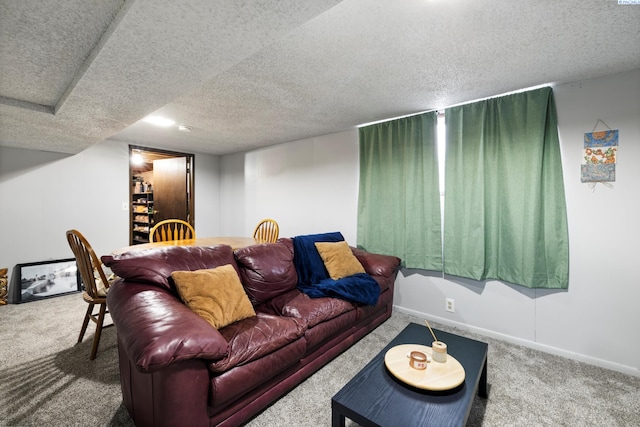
[253, 218, 279, 243]
[66, 229, 109, 298]
[150, 219, 195, 242]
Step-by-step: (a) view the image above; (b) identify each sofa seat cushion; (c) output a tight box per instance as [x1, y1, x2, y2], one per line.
[234, 242, 298, 305]
[102, 245, 239, 292]
[209, 312, 307, 373]
[210, 337, 307, 411]
[302, 308, 358, 351]
[356, 286, 391, 322]
[256, 289, 355, 328]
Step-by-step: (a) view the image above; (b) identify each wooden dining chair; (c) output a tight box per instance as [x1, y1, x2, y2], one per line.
[253, 218, 279, 243]
[150, 219, 195, 242]
[66, 229, 115, 360]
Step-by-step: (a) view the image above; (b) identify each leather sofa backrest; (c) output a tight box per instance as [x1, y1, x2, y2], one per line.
[102, 245, 240, 293]
[234, 241, 298, 305]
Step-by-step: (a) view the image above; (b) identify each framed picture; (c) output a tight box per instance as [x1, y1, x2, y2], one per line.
[16, 258, 81, 303]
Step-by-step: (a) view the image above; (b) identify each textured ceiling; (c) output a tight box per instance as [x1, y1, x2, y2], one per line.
[1, 0, 639, 156]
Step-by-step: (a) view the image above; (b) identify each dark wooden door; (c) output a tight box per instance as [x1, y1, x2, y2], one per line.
[153, 157, 190, 223]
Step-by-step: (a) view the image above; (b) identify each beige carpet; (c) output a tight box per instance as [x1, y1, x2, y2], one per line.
[0, 293, 638, 426]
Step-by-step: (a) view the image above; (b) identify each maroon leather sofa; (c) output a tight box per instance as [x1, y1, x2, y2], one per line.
[103, 238, 400, 427]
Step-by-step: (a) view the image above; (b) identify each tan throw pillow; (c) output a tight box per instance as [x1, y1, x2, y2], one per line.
[315, 241, 366, 280]
[171, 264, 256, 329]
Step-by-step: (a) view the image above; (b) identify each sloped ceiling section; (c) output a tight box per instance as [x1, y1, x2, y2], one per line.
[0, 0, 343, 154]
[1, 0, 639, 156]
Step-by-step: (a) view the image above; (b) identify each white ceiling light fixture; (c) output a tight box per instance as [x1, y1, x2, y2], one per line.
[130, 152, 144, 165]
[178, 125, 192, 132]
[142, 115, 176, 127]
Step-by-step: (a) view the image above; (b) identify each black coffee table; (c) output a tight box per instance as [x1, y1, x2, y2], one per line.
[331, 323, 488, 427]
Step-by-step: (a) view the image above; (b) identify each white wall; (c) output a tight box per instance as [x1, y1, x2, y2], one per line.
[193, 153, 222, 237]
[0, 140, 131, 277]
[538, 70, 639, 371]
[219, 152, 246, 236]
[0, 139, 221, 294]
[223, 129, 360, 241]
[219, 69, 640, 376]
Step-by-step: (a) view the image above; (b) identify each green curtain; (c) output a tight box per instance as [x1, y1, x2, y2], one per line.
[443, 87, 569, 288]
[357, 112, 442, 270]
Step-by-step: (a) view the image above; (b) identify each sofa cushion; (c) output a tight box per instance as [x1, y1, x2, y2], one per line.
[276, 237, 294, 253]
[209, 312, 307, 373]
[234, 242, 298, 305]
[171, 265, 256, 329]
[209, 336, 307, 411]
[301, 309, 358, 351]
[256, 289, 355, 328]
[314, 241, 366, 280]
[102, 245, 239, 292]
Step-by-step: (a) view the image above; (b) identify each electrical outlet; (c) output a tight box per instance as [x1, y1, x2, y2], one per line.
[445, 298, 455, 313]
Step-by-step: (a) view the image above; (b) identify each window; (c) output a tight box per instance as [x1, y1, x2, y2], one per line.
[357, 112, 443, 271]
[358, 87, 569, 289]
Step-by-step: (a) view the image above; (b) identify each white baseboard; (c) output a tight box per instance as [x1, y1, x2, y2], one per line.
[393, 305, 640, 378]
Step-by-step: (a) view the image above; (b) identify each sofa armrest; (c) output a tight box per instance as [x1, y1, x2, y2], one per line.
[107, 279, 229, 373]
[351, 247, 401, 278]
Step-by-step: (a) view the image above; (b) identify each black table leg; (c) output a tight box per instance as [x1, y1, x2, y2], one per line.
[478, 356, 488, 398]
[332, 404, 346, 427]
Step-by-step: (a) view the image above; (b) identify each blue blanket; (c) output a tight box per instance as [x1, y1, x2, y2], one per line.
[293, 231, 345, 286]
[293, 232, 380, 306]
[297, 273, 380, 306]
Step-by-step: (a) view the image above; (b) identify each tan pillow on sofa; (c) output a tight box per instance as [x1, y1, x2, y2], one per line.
[314, 241, 366, 280]
[171, 264, 256, 329]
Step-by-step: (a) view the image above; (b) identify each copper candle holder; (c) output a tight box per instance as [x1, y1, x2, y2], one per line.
[408, 351, 428, 370]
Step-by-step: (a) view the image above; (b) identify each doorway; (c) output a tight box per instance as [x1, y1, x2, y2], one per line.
[129, 146, 195, 245]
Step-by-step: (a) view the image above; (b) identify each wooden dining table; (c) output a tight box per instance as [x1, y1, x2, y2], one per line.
[112, 236, 261, 255]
